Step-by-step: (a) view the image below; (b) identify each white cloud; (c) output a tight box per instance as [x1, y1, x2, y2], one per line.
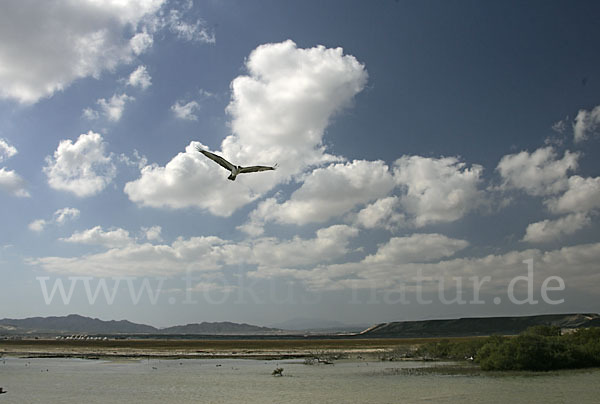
[130, 31, 154, 55]
[394, 156, 484, 227]
[31, 235, 231, 277]
[251, 240, 600, 294]
[171, 100, 200, 120]
[0, 139, 17, 162]
[496, 146, 579, 196]
[30, 224, 358, 277]
[125, 41, 368, 214]
[573, 105, 600, 143]
[54, 207, 80, 224]
[250, 225, 359, 269]
[198, 89, 215, 98]
[165, 8, 215, 43]
[363, 233, 469, 266]
[545, 175, 600, 214]
[61, 226, 133, 248]
[551, 118, 568, 134]
[224, 40, 367, 174]
[124, 142, 258, 216]
[355, 196, 406, 230]
[523, 213, 591, 243]
[43, 131, 116, 197]
[29, 207, 80, 233]
[27, 215, 600, 299]
[95, 93, 135, 122]
[128, 65, 152, 89]
[28, 219, 47, 233]
[0, 0, 165, 104]
[82, 108, 100, 120]
[119, 150, 148, 170]
[143, 226, 162, 241]
[0, 167, 29, 197]
[244, 160, 395, 232]
[187, 281, 237, 294]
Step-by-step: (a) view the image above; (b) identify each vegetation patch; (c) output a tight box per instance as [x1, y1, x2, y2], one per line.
[416, 326, 600, 371]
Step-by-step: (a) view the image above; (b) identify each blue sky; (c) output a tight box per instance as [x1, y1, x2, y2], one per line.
[1, 0, 600, 328]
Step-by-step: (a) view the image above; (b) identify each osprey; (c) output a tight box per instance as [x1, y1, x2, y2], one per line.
[196, 146, 277, 181]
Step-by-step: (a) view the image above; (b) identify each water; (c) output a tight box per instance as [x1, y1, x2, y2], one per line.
[1, 356, 599, 403]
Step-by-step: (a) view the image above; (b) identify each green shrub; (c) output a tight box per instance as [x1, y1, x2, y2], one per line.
[477, 326, 600, 371]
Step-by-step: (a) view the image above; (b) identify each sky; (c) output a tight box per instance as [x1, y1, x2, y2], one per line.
[1, 0, 600, 328]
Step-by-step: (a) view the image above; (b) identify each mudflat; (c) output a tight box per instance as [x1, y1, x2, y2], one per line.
[0, 336, 480, 360]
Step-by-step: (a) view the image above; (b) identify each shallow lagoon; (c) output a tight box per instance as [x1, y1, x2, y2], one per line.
[1, 356, 599, 403]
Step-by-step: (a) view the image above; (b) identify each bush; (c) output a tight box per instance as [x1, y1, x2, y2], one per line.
[416, 338, 486, 360]
[477, 326, 600, 371]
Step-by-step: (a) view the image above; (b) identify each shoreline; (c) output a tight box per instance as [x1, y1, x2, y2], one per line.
[0, 337, 425, 361]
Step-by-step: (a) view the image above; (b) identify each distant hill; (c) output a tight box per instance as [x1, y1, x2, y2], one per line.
[270, 317, 369, 332]
[0, 314, 156, 334]
[160, 321, 278, 335]
[359, 313, 600, 338]
[0, 315, 279, 336]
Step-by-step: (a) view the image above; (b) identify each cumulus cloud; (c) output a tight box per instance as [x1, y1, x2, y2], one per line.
[355, 196, 406, 231]
[61, 226, 133, 248]
[0, 168, 29, 197]
[125, 41, 368, 215]
[119, 149, 148, 170]
[251, 240, 600, 294]
[31, 223, 357, 277]
[250, 225, 359, 269]
[28, 219, 47, 233]
[496, 146, 579, 196]
[573, 105, 600, 143]
[364, 233, 469, 265]
[0, 139, 17, 162]
[130, 31, 154, 55]
[124, 142, 260, 215]
[143, 226, 162, 241]
[128, 65, 152, 89]
[394, 156, 484, 227]
[0, 0, 165, 104]
[0, 139, 27, 196]
[224, 40, 367, 173]
[32, 235, 231, 277]
[30, 207, 81, 233]
[54, 207, 80, 224]
[43, 131, 116, 197]
[243, 160, 395, 233]
[523, 213, 591, 243]
[545, 175, 600, 214]
[171, 100, 201, 120]
[82, 108, 100, 120]
[85, 93, 135, 122]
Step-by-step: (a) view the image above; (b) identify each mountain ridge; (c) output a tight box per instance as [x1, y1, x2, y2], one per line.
[1, 313, 598, 337]
[359, 313, 600, 337]
[0, 314, 279, 335]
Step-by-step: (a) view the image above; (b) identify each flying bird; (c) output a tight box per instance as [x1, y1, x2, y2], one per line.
[196, 146, 277, 181]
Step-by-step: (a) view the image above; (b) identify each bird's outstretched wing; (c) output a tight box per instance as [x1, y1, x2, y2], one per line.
[196, 147, 235, 172]
[239, 165, 277, 174]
